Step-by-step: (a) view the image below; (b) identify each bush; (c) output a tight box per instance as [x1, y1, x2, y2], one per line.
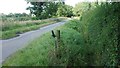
[49, 27, 86, 66]
[64, 19, 80, 32]
[54, 2, 119, 66]
[74, 3, 119, 66]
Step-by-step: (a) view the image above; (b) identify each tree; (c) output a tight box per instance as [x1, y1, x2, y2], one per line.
[26, 2, 64, 19]
[26, 2, 46, 19]
[56, 5, 73, 17]
[73, 2, 91, 16]
[40, 2, 60, 18]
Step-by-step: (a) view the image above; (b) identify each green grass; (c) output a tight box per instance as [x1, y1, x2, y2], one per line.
[1, 17, 67, 39]
[2, 26, 82, 66]
[2, 33, 54, 66]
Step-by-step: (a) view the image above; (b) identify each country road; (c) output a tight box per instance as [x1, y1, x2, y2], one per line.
[0, 20, 69, 64]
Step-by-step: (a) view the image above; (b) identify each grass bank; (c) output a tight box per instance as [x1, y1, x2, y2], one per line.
[2, 21, 81, 66]
[2, 33, 55, 66]
[0, 17, 67, 39]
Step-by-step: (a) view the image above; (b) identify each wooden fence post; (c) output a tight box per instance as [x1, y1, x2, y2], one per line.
[56, 30, 60, 58]
[56, 30, 60, 48]
[51, 30, 60, 58]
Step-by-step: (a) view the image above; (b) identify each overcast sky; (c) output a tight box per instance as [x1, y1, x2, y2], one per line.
[0, 0, 106, 14]
[0, 0, 30, 14]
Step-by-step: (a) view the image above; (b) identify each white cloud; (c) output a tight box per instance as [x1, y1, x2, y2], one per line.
[65, 0, 84, 7]
[65, 0, 106, 7]
[65, 0, 93, 7]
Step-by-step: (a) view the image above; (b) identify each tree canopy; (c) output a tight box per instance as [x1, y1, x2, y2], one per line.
[56, 4, 73, 17]
[73, 2, 91, 16]
[26, 1, 73, 19]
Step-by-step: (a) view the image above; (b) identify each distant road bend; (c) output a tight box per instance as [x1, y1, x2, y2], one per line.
[0, 20, 69, 64]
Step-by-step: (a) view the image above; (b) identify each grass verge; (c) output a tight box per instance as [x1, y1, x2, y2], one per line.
[2, 20, 82, 66]
[0, 17, 67, 39]
[2, 33, 54, 66]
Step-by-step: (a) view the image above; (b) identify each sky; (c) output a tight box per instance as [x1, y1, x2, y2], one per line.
[0, 0, 104, 14]
[0, 0, 30, 14]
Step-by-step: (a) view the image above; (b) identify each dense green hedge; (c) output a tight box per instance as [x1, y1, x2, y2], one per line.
[86, 3, 119, 66]
[57, 2, 119, 66]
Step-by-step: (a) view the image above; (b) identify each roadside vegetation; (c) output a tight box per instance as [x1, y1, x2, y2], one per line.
[0, 17, 67, 39]
[1, 1, 73, 40]
[3, 2, 119, 66]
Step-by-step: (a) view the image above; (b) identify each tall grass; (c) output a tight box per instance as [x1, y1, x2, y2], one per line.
[2, 33, 55, 66]
[0, 17, 67, 39]
[2, 25, 82, 66]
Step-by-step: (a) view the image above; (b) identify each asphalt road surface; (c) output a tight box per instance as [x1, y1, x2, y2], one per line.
[0, 20, 68, 64]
